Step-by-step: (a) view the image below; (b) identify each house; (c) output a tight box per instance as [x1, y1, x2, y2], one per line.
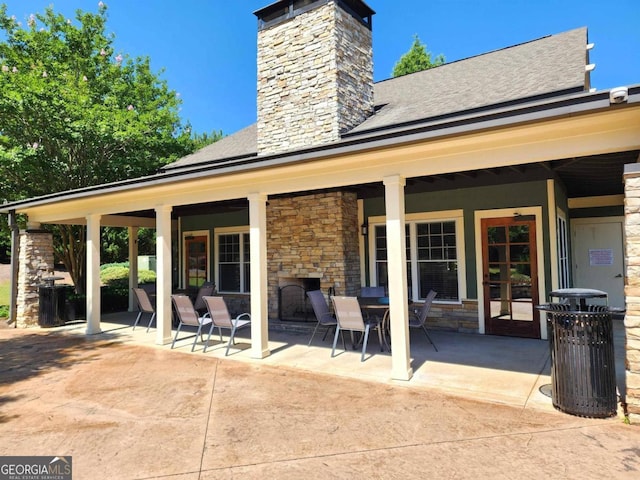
[2, 0, 640, 419]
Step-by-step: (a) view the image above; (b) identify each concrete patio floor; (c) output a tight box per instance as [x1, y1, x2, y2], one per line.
[47, 312, 629, 414]
[1, 314, 637, 479]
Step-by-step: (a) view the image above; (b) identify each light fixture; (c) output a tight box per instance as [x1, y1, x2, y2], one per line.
[361, 222, 368, 236]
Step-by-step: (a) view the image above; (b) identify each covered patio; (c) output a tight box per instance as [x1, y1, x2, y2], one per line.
[48, 310, 628, 415]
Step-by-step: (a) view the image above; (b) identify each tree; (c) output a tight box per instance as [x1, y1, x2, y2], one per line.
[191, 129, 224, 151]
[0, 3, 198, 292]
[392, 35, 445, 78]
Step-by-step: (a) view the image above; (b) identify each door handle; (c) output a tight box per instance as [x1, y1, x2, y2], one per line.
[615, 274, 623, 278]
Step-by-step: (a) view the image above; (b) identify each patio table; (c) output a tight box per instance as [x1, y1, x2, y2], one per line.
[358, 297, 391, 352]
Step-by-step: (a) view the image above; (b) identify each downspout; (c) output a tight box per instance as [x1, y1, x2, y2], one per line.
[7, 210, 19, 327]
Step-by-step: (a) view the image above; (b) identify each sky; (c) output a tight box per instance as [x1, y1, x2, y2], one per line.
[2, 0, 639, 137]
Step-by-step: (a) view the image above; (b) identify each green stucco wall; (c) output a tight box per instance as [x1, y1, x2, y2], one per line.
[363, 180, 552, 300]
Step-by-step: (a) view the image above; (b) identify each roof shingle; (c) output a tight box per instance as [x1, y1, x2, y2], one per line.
[163, 27, 588, 171]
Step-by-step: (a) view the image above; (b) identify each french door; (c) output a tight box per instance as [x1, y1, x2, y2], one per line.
[185, 235, 208, 289]
[482, 217, 540, 338]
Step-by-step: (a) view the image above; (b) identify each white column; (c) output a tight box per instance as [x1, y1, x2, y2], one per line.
[384, 175, 413, 381]
[248, 193, 270, 358]
[155, 205, 173, 345]
[128, 226, 139, 312]
[86, 214, 102, 335]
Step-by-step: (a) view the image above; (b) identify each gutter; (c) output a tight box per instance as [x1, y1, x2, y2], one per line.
[1, 85, 639, 214]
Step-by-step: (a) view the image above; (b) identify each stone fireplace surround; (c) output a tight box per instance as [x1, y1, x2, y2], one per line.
[267, 191, 361, 320]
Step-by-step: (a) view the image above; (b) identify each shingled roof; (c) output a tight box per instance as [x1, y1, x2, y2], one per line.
[163, 27, 589, 171]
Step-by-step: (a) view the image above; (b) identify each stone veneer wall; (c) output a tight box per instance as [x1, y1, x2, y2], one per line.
[256, 1, 373, 155]
[267, 191, 360, 319]
[624, 167, 640, 422]
[427, 300, 479, 334]
[17, 230, 54, 327]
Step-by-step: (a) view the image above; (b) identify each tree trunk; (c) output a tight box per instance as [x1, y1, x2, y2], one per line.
[54, 224, 86, 294]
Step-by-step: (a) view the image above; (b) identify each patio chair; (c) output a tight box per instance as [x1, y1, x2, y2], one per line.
[193, 282, 216, 315]
[331, 296, 382, 362]
[170, 294, 213, 352]
[306, 290, 338, 346]
[360, 286, 385, 297]
[202, 296, 251, 356]
[132, 287, 156, 332]
[408, 290, 438, 351]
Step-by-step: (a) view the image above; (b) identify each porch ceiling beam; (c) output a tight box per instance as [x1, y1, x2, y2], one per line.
[540, 162, 553, 172]
[554, 157, 581, 171]
[458, 172, 477, 179]
[568, 194, 624, 209]
[44, 215, 156, 228]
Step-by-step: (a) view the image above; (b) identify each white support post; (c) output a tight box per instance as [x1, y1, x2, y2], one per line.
[383, 175, 413, 381]
[155, 205, 173, 345]
[86, 214, 102, 335]
[128, 226, 139, 312]
[248, 193, 270, 359]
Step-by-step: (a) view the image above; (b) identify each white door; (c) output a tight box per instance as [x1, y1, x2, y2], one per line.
[572, 217, 625, 309]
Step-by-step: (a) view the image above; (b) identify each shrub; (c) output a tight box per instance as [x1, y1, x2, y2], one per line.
[98, 265, 156, 313]
[100, 262, 129, 271]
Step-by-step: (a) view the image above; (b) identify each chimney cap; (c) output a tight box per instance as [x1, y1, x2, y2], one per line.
[255, 0, 375, 30]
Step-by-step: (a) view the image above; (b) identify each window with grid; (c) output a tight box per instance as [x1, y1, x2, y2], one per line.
[374, 220, 459, 301]
[217, 231, 251, 293]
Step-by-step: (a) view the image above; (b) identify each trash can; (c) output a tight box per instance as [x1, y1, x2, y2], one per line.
[38, 277, 66, 327]
[538, 288, 617, 418]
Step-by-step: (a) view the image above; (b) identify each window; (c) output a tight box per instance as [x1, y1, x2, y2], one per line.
[372, 214, 463, 302]
[216, 229, 250, 293]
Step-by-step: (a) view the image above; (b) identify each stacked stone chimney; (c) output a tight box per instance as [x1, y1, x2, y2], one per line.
[255, 0, 375, 155]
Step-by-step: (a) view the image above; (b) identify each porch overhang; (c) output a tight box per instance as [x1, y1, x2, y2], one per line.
[2, 86, 640, 224]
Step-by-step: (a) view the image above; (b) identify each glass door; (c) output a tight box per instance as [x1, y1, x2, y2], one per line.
[185, 235, 208, 289]
[482, 217, 540, 338]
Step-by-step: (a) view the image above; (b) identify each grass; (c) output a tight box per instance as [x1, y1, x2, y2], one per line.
[0, 280, 9, 318]
[0, 280, 9, 305]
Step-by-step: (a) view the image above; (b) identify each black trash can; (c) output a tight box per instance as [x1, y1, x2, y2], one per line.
[38, 277, 67, 327]
[538, 288, 617, 418]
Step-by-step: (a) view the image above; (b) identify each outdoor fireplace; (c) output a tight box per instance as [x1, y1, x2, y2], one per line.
[278, 277, 321, 322]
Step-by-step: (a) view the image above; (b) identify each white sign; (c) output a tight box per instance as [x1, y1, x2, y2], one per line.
[589, 249, 614, 266]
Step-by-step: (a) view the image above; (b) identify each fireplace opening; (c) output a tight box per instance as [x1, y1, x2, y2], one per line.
[278, 277, 321, 322]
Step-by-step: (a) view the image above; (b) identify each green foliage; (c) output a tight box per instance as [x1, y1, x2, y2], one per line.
[0, 3, 216, 293]
[100, 263, 156, 286]
[392, 35, 445, 78]
[101, 226, 155, 264]
[99, 263, 155, 313]
[100, 265, 129, 284]
[190, 129, 224, 151]
[0, 3, 193, 198]
[0, 279, 8, 318]
[100, 261, 128, 270]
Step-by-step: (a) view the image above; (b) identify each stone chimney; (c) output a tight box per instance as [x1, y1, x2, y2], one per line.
[255, 0, 375, 155]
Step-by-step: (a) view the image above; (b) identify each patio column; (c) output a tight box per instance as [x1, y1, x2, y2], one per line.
[623, 164, 640, 422]
[86, 214, 102, 335]
[155, 205, 173, 345]
[128, 226, 139, 312]
[384, 175, 413, 381]
[249, 193, 270, 358]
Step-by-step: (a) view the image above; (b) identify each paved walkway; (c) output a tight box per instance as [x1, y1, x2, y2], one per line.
[1, 322, 639, 479]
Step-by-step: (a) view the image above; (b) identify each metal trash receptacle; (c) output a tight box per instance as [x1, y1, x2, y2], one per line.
[537, 288, 617, 418]
[38, 277, 66, 327]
